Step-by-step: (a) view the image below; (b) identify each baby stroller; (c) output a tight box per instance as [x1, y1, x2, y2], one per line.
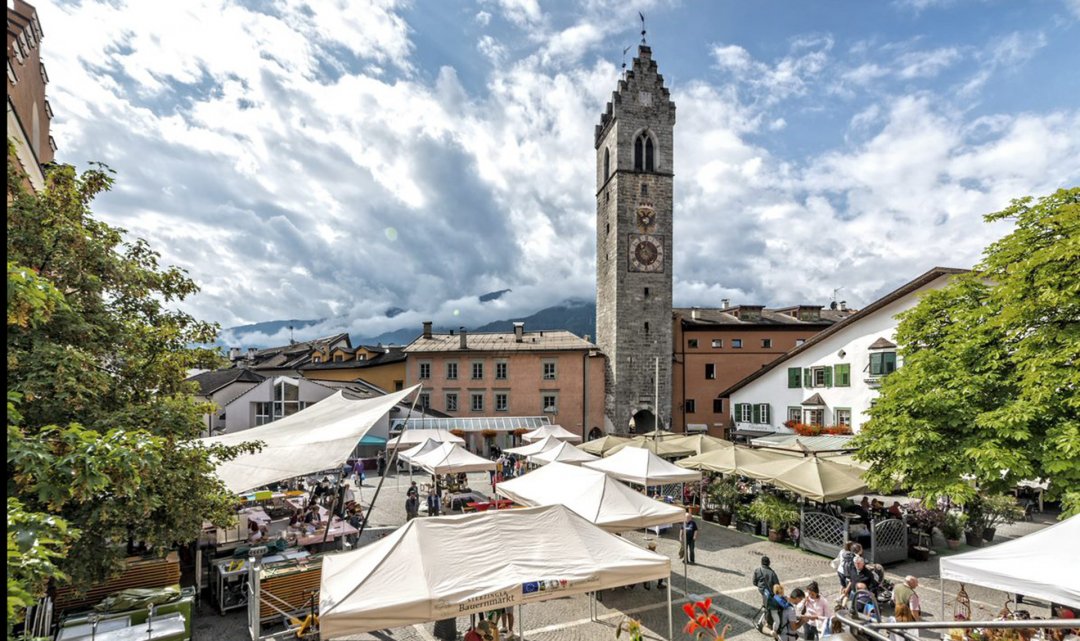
[864, 563, 894, 606]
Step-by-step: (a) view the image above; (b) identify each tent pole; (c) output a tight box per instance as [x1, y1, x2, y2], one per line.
[359, 387, 421, 539]
[667, 577, 673, 641]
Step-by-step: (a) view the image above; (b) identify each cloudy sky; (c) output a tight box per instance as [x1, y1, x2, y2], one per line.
[38, 0, 1080, 343]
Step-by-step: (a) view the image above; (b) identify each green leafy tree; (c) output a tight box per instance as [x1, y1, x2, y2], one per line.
[6, 150, 257, 630]
[853, 188, 1080, 516]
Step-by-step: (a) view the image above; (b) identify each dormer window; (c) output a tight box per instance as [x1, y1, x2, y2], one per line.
[633, 132, 655, 172]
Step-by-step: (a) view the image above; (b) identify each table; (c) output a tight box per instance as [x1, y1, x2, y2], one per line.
[466, 500, 513, 512]
[238, 507, 271, 526]
[297, 518, 359, 546]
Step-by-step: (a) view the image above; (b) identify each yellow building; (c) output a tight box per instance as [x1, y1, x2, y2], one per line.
[300, 344, 406, 392]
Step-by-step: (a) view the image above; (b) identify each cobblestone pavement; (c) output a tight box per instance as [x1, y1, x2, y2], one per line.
[195, 470, 1058, 641]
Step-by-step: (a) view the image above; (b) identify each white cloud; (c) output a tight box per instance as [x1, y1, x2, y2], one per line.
[897, 47, 962, 78]
[710, 37, 832, 104]
[475, 10, 492, 26]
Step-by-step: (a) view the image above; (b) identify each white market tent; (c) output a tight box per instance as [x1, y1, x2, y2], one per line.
[530, 441, 600, 466]
[939, 515, 1080, 608]
[398, 438, 443, 463]
[522, 424, 582, 443]
[495, 462, 685, 532]
[584, 446, 702, 486]
[386, 428, 465, 449]
[319, 504, 671, 639]
[200, 387, 418, 494]
[505, 434, 561, 456]
[409, 442, 497, 475]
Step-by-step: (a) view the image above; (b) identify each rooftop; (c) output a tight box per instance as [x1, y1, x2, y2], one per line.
[404, 330, 596, 353]
[676, 306, 853, 328]
[186, 368, 264, 396]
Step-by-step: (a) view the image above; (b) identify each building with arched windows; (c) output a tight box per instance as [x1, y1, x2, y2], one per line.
[7, 0, 55, 193]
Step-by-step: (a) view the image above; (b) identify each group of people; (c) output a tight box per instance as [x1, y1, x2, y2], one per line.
[405, 480, 446, 521]
[488, 452, 522, 490]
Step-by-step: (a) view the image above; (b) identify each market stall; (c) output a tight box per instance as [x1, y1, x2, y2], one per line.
[505, 434, 561, 456]
[385, 428, 465, 450]
[676, 444, 787, 475]
[529, 441, 599, 465]
[939, 514, 1080, 608]
[577, 434, 632, 456]
[409, 442, 498, 475]
[521, 424, 582, 442]
[584, 446, 702, 488]
[495, 462, 685, 532]
[318, 504, 672, 639]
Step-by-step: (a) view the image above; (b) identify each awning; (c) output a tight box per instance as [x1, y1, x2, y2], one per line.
[319, 504, 670, 637]
[801, 393, 827, 406]
[739, 455, 868, 502]
[940, 515, 1079, 608]
[495, 463, 684, 532]
[200, 386, 418, 494]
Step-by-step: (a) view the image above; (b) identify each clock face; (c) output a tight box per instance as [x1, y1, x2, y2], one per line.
[636, 206, 656, 232]
[628, 234, 664, 273]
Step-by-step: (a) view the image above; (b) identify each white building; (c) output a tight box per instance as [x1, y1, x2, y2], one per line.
[721, 267, 965, 438]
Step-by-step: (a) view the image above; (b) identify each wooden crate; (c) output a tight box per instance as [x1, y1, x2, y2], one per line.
[52, 552, 181, 621]
[259, 562, 322, 622]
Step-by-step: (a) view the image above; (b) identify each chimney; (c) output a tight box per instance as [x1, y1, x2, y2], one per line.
[228, 347, 241, 361]
[246, 347, 256, 361]
[513, 321, 525, 342]
[584, 334, 591, 343]
[422, 321, 432, 339]
[459, 327, 467, 350]
[720, 298, 730, 309]
[690, 307, 700, 320]
[839, 301, 848, 311]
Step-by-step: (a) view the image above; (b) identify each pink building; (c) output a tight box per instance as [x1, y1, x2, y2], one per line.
[402, 321, 607, 449]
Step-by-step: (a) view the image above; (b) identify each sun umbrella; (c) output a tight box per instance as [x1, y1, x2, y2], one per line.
[633, 429, 679, 439]
[584, 447, 701, 486]
[522, 424, 582, 443]
[604, 436, 699, 458]
[530, 441, 600, 465]
[739, 455, 869, 503]
[676, 445, 788, 475]
[577, 435, 632, 456]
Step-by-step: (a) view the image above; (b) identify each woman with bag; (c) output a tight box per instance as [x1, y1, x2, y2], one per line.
[798, 582, 833, 639]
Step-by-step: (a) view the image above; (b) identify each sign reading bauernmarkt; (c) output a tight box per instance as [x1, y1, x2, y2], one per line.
[432, 575, 600, 618]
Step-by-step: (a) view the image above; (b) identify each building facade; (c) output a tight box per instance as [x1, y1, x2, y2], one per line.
[7, 0, 55, 192]
[595, 44, 676, 435]
[721, 267, 964, 438]
[402, 321, 607, 441]
[300, 344, 407, 392]
[671, 304, 852, 436]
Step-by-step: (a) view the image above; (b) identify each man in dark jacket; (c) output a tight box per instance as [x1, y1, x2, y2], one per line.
[753, 556, 781, 632]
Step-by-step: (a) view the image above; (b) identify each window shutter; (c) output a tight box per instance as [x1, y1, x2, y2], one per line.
[788, 367, 800, 388]
[803, 368, 812, 388]
[763, 404, 771, 425]
[885, 352, 897, 374]
[824, 366, 833, 388]
[842, 364, 851, 386]
[752, 403, 761, 424]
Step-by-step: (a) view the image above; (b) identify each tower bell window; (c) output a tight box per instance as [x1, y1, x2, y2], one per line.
[634, 133, 655, 172]
[603, 148, 610, 180]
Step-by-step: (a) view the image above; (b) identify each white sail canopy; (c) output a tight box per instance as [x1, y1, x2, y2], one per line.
[319, 504, 670, 637]
[200, 386, 418, 494]
[495, 462, 685, 532]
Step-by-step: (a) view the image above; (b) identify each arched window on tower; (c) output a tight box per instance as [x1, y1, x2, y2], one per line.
[603, 148, 610, 180]
[633, 132, 655, 172]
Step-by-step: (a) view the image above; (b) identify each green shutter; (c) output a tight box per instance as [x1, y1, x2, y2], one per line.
[751, 403, 761, 424]
[869, 353, 881, 376]
[824, 366, 833, 388]
[885, 352, 897, 374]
[803, 367, 812, 388]
[736, 403, 746, 422]
[836, 363, 850, 387]
[788, 367, 800, 388]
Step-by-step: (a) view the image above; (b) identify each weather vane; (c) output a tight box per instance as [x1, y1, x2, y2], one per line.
[621, 45, 631, 71]
[639, 11, 646, 45]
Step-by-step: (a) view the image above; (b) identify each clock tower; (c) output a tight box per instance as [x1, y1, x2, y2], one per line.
[595, 44, 675, 435]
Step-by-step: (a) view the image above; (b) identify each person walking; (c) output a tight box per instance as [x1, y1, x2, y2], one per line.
[779, 587, 810, 641]
[681, 511, 699, 565]
[377, 450, 386, 477]
[753, 556, 782, 633]
[352, 457, 365, 486]
[893, 576, 922, 620]
[426, 489, 441, 517]
[405, 493, 419, 521]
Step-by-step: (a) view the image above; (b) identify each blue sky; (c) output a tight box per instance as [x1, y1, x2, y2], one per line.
[37, 0, 1080, 344]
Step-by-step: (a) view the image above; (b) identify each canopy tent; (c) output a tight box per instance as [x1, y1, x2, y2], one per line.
[633, 429, 679, 439]
[584, 447, 701, 486]
[409, 442, 497, 475]
[604, 434, 733, 458]
[319, 504, 671, 638]
[200, 387, 418, 494]
[495, 462, 685, 532]
[529, 441, 600, 466]
[577, 435, 632, 456]
[505, 434, 561, 456]
[676, 445, 789, 475]
[939, 515, 1080, 608]
[739, 455, 868, 502]
[521, 424, 582, 443]
[398, 438, 443, 463]
[386, 428, 464, 450]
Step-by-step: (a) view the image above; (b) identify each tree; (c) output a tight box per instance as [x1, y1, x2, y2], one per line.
[6, 151, 257, 630]
[853, 188, 1080, 516]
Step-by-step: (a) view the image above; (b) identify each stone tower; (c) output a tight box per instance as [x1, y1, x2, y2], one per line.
[595, 44, 675, 435]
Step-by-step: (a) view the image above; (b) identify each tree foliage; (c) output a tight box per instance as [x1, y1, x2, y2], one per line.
[853, 188, 1080, 516]
[6, 151, 257, 627]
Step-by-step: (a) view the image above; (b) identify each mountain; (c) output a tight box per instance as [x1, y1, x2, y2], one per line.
[220, 301, 598, 349]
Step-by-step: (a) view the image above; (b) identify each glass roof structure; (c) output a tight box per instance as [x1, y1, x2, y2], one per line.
[389, 416, 551, 432]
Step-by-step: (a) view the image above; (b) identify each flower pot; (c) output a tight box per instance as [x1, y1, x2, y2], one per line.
[716, 512, 733, 527]
[965, 531, 984, 547]
[982, 527, 996, 542]
[909, 545, 930, 562]
[737, 520, 758, 535]
[946, 538, 961, 550]
[767, 529, 783, 543]
[688, 505, 701, 516]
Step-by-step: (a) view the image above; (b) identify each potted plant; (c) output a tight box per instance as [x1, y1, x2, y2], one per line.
[735, 504, 759, 535]
[977, 494, 1024, 542]
[749, 495, 800, 543]
[707, 477, 741, 527]
[941, 512, 966, 549]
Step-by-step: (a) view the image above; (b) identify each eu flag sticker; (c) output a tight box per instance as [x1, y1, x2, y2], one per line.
[522, 582, 539, 594]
